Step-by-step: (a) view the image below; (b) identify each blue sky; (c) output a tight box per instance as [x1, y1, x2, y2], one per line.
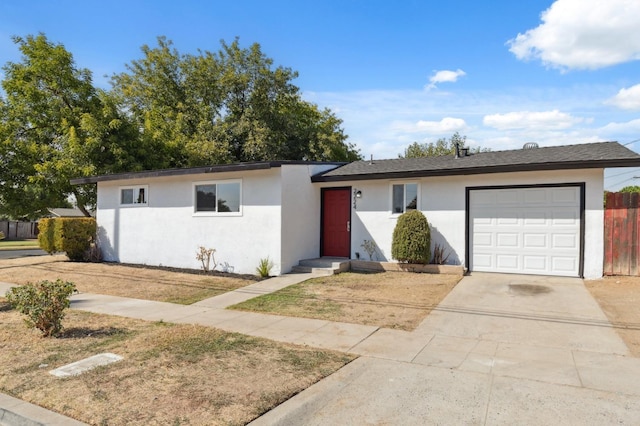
[1, 0, 639, 189]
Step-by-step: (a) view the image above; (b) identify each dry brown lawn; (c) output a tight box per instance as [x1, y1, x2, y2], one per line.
[0, 299, 354, 425]
[0, 255, 255, 304]
[585, 276, 640, 357]
[231, 271, 461, 331]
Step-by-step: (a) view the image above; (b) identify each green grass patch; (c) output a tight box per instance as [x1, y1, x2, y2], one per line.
[163, 287, 228, 305]
[0, 239, 40, 250]
[229, 281, 343, 319]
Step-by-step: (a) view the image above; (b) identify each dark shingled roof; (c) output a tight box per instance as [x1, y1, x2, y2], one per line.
[312, 141, 640, 182]
[70, 160, 346, 184]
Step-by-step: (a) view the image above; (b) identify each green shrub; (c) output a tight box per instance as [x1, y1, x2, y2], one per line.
[54, 218, 96, 261]
[0, 231, 4, 240]
[256, 257, 274, 278]
[391, 210, 431, 264]
[38, 218, 57, 254]
[5, 279, 76, 337]
[39, 218, 96, 259]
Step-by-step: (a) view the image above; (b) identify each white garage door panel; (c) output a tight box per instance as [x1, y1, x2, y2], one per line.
[523, 233, 546, 247]
[470, 187, 580, 277]
[523, 255, 546, 271]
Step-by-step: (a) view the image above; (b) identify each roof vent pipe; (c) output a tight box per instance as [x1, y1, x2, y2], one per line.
[369, 154, 373, 165]
[454, 142, 460, 159]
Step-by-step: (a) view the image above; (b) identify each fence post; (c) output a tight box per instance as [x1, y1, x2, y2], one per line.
[604, 192, 614, 275]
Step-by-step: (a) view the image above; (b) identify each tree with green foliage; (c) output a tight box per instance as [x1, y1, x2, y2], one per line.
[0, 34, 360, 220]
[0, 34, 155, 218]
[111, 37, 360, 166]
[619, 185, 640, 193]
[399, 132, 488, 158]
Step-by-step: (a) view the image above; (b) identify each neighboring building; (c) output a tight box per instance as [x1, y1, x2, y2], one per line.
[47, 208, 94, 218]
[71, 142, 640, 279]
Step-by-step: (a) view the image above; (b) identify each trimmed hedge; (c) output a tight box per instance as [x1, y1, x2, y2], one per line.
[37, 217, 96, 261]
[391, 210, 431, 264]
[38, 218, 57, 254]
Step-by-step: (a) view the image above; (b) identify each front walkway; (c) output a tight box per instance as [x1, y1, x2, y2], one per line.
[2, 272, 640, 424]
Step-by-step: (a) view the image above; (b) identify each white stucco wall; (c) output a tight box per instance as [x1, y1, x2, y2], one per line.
[279, 164, 339, 273]
[96, 168, 284, 275]
[320, 168, 605, 279]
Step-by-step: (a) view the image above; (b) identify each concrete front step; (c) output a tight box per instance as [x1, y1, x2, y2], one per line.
[291, 265, 336, 275]
[299, 258, 350, 270]
[292, 258, 351, 275]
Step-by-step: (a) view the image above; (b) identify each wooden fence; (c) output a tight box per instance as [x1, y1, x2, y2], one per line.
[0, 221, 39, 240]
[604, 192, 640, 275]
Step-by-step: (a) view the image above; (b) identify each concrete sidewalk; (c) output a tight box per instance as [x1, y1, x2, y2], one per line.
[0, 392, 86, 426]
[67, 272, 381, 352]
[3, 272, 640, 424]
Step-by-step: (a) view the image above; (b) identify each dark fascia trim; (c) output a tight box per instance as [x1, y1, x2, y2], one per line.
[311, 159, 640, 182]
[71, 161, 347, 185]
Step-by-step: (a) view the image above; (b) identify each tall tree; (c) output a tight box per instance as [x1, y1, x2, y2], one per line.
[0, 34, 360, 220]
[111, 37, 360, 166]
[0, 34, 154, 218]
[399, 132, 488, 158]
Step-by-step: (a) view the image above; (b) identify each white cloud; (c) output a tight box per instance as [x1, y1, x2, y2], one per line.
[508, 0, 640, 70]
[395, 117, 468, 134]
[606, 84, 640, 110]
[304, 86, 639, 160]
[426, 69, 466, 90]
[599, 118, 640, 134]
[483, 110, 585, 130]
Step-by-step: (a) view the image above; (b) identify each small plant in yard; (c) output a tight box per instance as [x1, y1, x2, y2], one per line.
[0, 231, 4, 240]
[431, 243, 451, 265]
[196, 246, 217, 272]
[391, 210, 431, 264]
[256, 257, 275, 277]
[360, 239, 378, 260]
[5, 279, 76, 337]
[85, 242, 103, 263]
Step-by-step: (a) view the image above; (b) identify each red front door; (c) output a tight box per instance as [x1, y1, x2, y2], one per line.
[322, 188, 351, 257]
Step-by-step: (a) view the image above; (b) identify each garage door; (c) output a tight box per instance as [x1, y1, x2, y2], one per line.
[469, 186, 582, 277]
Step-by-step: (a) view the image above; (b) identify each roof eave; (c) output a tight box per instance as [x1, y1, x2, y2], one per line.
[71, 161, 347, 185]
[311, 159, 640, 182]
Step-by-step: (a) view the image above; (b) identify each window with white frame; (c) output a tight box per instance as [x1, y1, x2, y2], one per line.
[194, 180, 241, 214]
[392, 183, 418, 214]
[120, 185, 148, 206]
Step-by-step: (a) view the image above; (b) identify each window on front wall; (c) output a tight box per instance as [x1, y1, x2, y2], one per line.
[194, 180, 241, 214]
[120, 185, 148, 206]
[392, 183, 418, 214]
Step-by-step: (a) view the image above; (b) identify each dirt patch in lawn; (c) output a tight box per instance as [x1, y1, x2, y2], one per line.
[585, 276, 640, 357]
[0, 255, 254, 304]
[0, 299, 354, 425]
[231, 271, 461, 331]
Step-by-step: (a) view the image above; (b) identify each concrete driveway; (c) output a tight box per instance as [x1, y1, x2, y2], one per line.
[252, 273, 640, 425]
